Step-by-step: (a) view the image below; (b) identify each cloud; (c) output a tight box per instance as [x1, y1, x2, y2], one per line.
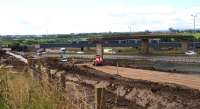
[0, 5, 199, 35]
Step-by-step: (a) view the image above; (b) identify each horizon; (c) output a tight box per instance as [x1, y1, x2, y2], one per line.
[0, 0, 200, 35]
[0, 28, 199, 36]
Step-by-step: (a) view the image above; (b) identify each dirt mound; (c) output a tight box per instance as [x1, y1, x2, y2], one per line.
[79, 66, 200, 109]
[42, 59, 200, 109]
[6, 57, 200, 109]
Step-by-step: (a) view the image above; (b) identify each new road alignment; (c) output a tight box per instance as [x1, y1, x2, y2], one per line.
[84, 64, 200, 90]
[6, 52, 200, 90]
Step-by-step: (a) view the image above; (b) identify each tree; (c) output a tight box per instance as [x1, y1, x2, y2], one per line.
[169, 27, 175, 32]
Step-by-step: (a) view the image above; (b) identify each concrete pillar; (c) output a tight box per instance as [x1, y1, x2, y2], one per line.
[141, 39, 149, 54]
[96, 43, 104, 58]
[181, 40, 189, 52]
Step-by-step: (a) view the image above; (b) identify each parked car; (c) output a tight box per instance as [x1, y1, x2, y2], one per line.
[60, 48, 66, 52]
[60, 59, 68, 62]
[76, 51, 84, 54]
[185, 50, 197, 56]
[104, 48, 116, 54]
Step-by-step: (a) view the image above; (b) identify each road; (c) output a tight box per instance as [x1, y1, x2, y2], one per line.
[42, 53, 200, 63]
[6, 52, 200, 90]
[6, 51, 28, 64]
[84, 64, 200, 90]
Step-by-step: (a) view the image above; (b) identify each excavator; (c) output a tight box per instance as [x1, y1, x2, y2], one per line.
[93, 55, 103, 66]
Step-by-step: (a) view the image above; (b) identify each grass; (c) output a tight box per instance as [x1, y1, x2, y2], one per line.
[181, 32, 200, 40]
[193, 33, 200, 40]
[0, 68, 92, 109]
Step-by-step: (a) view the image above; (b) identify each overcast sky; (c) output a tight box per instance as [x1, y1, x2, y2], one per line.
[0, 0, 200, 35]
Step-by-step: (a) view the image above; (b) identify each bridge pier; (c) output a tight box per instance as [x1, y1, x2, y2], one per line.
[141, 39, 149, 54]
[181, 40, 189, 52]
[96, 43, 104, 58]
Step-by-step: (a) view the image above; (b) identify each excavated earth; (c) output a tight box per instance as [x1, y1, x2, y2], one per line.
[43, 58, 200, 109]
[1, 56, 200, 109]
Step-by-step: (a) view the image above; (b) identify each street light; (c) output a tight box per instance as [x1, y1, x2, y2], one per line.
[191, 14, 197, 33]
[128, 25, 134, 33]
[128, 25, 132, 33]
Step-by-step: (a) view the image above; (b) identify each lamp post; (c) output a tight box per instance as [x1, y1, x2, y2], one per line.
[128, 25, 132, 33]
[128, 25, 134, 33]
[191, 14, 197, 33]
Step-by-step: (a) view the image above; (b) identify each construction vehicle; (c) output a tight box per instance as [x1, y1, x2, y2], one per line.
[93, 55, 103, 66]
[60, 48, 68, 62]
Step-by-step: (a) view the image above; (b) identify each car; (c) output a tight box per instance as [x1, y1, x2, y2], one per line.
[185, 50, 197, 56]
[60, 48, 66, 52]
[60, 59, 68, 62]
[76, 51, 84, 54]
[36, 52, 41, 56]
[107, 51, 116, 54]
[104, 48, 116, 54]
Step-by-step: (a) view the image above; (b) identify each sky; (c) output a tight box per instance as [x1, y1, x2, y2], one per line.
[0, 0, 200, 35]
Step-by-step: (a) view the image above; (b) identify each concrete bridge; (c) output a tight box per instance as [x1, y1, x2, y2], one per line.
[39, 34, 195, 58]
[91, 34, 194, 58]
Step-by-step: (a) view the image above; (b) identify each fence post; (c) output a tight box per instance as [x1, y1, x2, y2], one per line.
[95, 86, 105, 109]
[38, 64, 42, 80]
[60, 73, 66, 89]
[46, 67, 53, 83]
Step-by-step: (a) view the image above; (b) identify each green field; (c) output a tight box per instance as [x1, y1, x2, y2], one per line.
[0, 32, 200, 46]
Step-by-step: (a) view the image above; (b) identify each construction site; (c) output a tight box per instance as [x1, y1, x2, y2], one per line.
[1, 34, 200, 109]
[1, 0, 200, 108]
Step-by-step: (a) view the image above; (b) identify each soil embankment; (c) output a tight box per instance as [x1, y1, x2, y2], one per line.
[2, 56, 200, 109]
[86, 64, 200, 90]
[45, 59, 200, 109]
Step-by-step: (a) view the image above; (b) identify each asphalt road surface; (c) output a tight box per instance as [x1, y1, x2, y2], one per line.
[42, 53, 200, 63]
